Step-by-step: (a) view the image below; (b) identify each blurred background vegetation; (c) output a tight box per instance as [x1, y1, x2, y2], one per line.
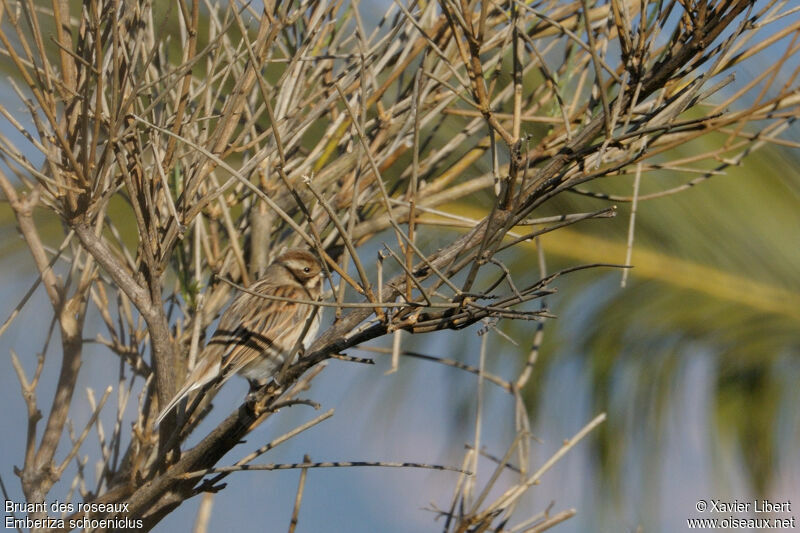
[1, 1, 798, 531]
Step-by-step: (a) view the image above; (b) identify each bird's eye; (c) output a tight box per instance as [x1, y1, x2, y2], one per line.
[303, 266, 311, 273]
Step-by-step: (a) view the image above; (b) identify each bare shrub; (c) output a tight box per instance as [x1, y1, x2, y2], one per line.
[0, 0, 797, 531]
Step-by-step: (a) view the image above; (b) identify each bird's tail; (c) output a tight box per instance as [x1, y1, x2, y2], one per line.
[154, 381, 196, 427]
[154, 356, 220, 427]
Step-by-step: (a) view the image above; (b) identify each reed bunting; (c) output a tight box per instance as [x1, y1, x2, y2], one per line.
[155, 249, 323, 425]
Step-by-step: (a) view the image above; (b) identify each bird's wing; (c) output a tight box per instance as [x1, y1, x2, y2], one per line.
[212, 283, 314, 378]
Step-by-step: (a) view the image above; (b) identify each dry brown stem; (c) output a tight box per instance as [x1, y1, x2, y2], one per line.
[0, 0, 796, 531]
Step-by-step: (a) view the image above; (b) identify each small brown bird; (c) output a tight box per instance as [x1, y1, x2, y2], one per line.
[155, 249, 323, 426]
